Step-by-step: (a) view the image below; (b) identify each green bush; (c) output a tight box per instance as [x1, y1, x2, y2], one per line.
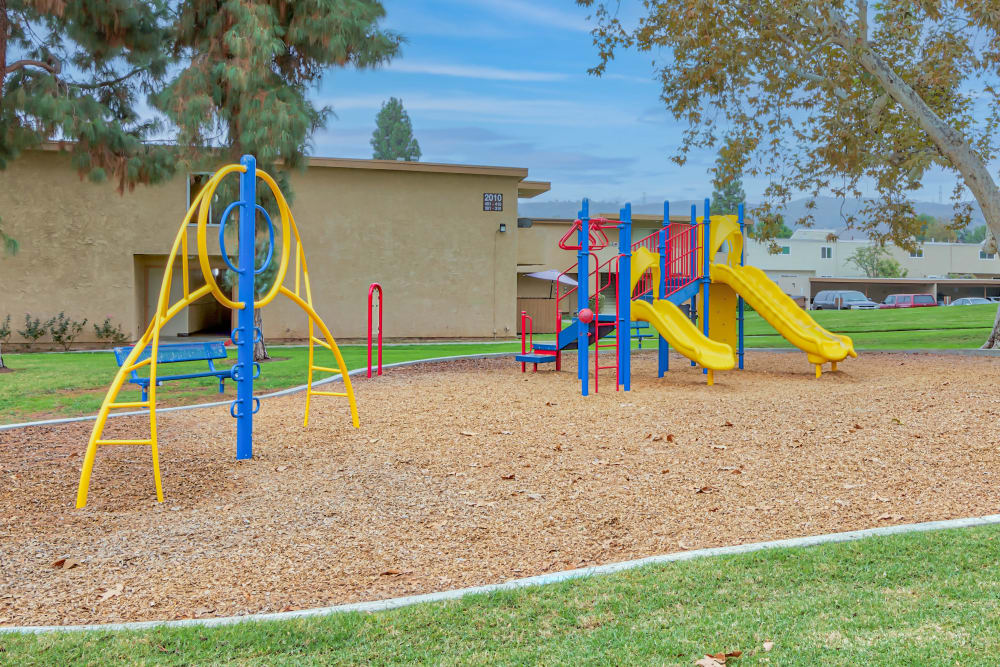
[47, 312, 88, 351]
[93, 317, 129, 347]
[16, 314, 46, 350]
[0, 315, 10, 343]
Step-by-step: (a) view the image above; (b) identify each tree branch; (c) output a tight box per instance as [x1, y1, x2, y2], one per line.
[857, 0, 869, 45]
[4, 57, 61, 75]
[775, 59, 848, 99]
[69, 67, 144, 90]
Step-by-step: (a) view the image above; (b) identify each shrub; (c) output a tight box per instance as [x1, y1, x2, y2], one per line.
[47, 312, 88, 351]
[17, 314, 46, 350]
[93, 317, 129, 347]
[0, 315, 10, 343]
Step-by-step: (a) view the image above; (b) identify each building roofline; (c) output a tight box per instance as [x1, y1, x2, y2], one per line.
[34, 141, 533, 180]
[810, 276, 1000, 285]
[517, 181, 551, 199]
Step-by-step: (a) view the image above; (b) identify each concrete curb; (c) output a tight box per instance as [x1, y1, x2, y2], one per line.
[0, 352, 518, 432]
[3, 512, 999, 635]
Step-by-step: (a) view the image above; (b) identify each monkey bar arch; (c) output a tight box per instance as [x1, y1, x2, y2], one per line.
[76, 156, 358, 508]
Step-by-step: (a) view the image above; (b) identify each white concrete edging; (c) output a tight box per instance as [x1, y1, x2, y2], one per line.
[2, 512, 999, 635]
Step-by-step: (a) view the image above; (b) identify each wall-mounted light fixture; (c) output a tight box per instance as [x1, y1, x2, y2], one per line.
[499, 223, 507, 233]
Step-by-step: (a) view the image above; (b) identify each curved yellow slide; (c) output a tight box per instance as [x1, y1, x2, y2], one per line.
[629, 247, 735, 382]
[632, 298, 736, 372]
[711, 263, 856, 371]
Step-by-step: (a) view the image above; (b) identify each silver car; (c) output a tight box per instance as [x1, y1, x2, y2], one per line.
[949, 297, 993, 306]
[812, 290, 880, 310]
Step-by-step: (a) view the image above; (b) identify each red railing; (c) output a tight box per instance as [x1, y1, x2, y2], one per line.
[631, 224, 702, 301]
[520, 310, 533, 373]
[367, 282, 383, 378]
[555, 251, 600, 340]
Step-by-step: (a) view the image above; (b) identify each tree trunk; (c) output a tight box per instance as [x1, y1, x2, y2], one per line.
[253, 308, 269, 361]
[823, 9, 1000, 347]
[0, 340, 6, 369]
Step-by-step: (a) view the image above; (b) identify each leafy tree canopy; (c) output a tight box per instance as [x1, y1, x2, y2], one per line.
[578, 0, 1000, 253]
[370, 97, 421, 161]
[914, 214, 958, 243]
[846, 245, 908, 278]
[1, 0, 401, 244]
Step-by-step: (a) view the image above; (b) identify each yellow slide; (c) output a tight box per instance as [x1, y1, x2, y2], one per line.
[632, 298, 736, 371]
[630, 247, 735, 381]
[698, 213, 856, 376]
[711, 263, 856, 371]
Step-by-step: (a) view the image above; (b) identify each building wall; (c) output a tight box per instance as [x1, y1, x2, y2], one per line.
[0, 150, 524, 343]
[745, 233, 1000, 284]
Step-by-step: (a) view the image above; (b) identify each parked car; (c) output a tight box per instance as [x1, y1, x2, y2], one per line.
[949, 297, 993, 306]
[812, 290, 880, 310]
[879, 293, 938, 309]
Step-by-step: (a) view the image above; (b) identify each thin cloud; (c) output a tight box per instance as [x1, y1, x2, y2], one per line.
[470, 0, 591, 32]
[323, 93, 634, 127]
[389, 61, 569, 82]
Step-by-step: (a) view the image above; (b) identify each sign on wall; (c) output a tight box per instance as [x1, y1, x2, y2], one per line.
[483, 193, 503, 212]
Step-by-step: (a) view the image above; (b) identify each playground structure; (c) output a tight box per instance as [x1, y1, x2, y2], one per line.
[516, 198, 857, 393]
[75, 155, 360, 507]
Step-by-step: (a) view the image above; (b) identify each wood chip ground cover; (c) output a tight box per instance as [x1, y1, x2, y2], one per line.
[1, 352, 998, 626]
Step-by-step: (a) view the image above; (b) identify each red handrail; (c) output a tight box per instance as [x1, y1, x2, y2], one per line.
[367, 283, 383, 378]
[520, 311, 533, 373]
[630, 224, 702, 301]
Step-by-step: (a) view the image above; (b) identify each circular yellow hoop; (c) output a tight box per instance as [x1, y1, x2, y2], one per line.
[195, 165, 293, 311]
[197, 164, 247, 310]
[252, 169, 292, 309]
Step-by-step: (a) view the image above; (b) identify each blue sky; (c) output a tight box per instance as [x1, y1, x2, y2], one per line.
[309, 0, 965, 206]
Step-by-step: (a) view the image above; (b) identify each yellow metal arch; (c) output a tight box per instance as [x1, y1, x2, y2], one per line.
[76, 164, 359, 508]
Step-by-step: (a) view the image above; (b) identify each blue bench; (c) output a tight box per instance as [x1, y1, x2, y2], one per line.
[631, 321, 654, 348]
[114, 341, 243, 401]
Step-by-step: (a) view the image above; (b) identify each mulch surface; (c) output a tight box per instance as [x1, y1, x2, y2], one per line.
[2, 351, 999, 627]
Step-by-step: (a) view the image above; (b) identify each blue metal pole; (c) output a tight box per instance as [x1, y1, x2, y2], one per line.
[578, 199, 590, 396]
[235, 154, 256, 460]
[618, 203, 632, 391]
[689, 204, 697, 366]
[737, 202, 745, 370]
[702, 198, 711, 374]
[658, 201, 669, 377]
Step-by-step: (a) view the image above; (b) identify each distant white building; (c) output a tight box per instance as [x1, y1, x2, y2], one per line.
[745, 229, 1000, 300]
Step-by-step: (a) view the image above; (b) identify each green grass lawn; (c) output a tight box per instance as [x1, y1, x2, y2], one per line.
[3, 523, 998, 664]
[0, 343, 521, 424]
[743, 303, 997, 349]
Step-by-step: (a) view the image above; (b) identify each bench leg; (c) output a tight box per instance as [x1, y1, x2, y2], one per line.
[141, 386, 148, 402]
[219, 378, 225, 394]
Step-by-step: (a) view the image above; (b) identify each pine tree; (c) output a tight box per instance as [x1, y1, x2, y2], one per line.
[710, 149, 746, 216]
[2, 1, 401, 360]
[370, 98, 421, 161]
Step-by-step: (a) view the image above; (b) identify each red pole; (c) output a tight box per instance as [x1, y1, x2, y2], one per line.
[368, 283, 383, 378]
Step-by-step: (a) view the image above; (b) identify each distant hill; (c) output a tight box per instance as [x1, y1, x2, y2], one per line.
[518, 196, 987, 238]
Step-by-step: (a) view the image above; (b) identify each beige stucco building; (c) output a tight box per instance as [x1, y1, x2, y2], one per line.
[746, 228, 1000, 300]
[0, 146, 550, 345]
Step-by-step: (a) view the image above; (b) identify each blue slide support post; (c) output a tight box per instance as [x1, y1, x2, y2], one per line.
[618, 203, 632, 391]
[737, 202, 745, 370]
[235, 154, 257, 460]
[702, 198, 711, 374]
[578, 198, 590, 395]
[657, 201, 670, 377]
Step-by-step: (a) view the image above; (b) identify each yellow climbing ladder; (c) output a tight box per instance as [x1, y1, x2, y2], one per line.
[76, 164, 359, 507]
